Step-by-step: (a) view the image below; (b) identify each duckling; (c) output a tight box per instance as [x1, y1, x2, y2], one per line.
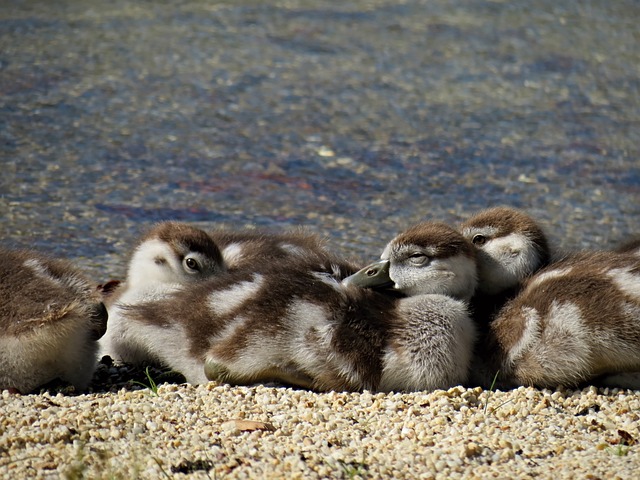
[460, 207, 550, 296]
[113, 222, 477, 392]
[459, 207, 551, 324]
[99, 222, 226, 365]
[101, 222, 361, 369]
[486, 250, 640, 389]
[0, 248, 107, 393]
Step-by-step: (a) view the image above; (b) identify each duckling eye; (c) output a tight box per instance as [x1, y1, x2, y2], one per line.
[408, 253, 429, 266]
[472, 234, 487, 246]
[184, 257, 201, 272]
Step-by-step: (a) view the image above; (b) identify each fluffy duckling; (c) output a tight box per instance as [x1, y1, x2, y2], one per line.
[101, 222, 361, 370]
[0, 248, 107, 393]
[459, 207, 551, 324]
[459, 208, 640, 389]
[113, 222, 477, 392]
[486, 250, 640, 389]
[460, 207, 550, 296]
[99, 222, 226, 365]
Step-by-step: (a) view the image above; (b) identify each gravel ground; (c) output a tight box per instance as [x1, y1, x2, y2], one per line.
[1, 373, 638, 479]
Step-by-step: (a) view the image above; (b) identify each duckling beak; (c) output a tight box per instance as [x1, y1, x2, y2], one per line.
[342, 259, 394, 289]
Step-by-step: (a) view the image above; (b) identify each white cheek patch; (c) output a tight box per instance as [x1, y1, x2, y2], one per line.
[221, 243, 245, 268]
[208, 274, 264, 316]
[389, 254, 476, 301]
[485, 233, 540, 277]
[434, 254, 477, 301]
[607, 267, 640, 301]
[127, 239, 183, 288]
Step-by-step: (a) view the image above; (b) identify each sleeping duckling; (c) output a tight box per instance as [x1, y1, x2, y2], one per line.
[113, 222, 477, 392]
[0, 248, 107, 393]
[459, 207, 551, 324]
[99, 222, 226, 365]
[486, 250, 640, 389]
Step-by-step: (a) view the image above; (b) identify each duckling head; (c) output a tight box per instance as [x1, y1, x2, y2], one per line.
[126, 222, 226, 292]
[344, 222, 478, 301]
[460, 207, 550, 295]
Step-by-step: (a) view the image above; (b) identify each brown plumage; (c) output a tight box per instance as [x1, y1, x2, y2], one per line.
[110, 222, 477, 392]
[0, 248, 107, 393]
[101, 222, 360, 369]
[485, 251, 640, 388]
[460, 207, 551, 324]
[209, 227, 360, 278]
[100, 222, 227, 364]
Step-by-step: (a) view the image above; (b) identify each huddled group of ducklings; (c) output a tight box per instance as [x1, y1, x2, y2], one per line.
[2, 207, 640, 394]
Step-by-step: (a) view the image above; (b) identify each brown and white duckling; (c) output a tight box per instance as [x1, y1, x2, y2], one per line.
[99, 222, 226, 365]
[486, 250, 640, 389]
[459, 207, 551, 323]
[0, 248, 107, 393]
[113, 222, 477, 392]
[100, 222, 359, 369]
[460, 207, 550, 296]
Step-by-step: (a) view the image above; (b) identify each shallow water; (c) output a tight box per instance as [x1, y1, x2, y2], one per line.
[1, 0, 638, 280]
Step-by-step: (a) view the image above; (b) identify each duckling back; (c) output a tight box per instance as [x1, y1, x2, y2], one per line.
[487, 251, 640, 388]
[209, 228, 360, 279]
[0, 248, 107, 393]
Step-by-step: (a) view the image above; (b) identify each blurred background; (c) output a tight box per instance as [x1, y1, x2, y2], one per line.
[1, 0, 638, 281]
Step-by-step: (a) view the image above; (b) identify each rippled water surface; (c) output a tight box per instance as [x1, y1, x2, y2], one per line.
[1, 0, 638, 279]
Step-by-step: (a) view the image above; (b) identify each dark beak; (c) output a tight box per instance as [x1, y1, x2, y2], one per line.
[341, 259, 394, 289]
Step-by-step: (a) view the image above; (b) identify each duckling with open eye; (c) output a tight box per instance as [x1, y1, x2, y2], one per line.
[99, 222, 226, 366]
[459, 207, 552, 324]
[112, 222, 476, 392]
[100, 222, 360, 370]
[0, 248, 107, 393]
[459, 208, 640, 389]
